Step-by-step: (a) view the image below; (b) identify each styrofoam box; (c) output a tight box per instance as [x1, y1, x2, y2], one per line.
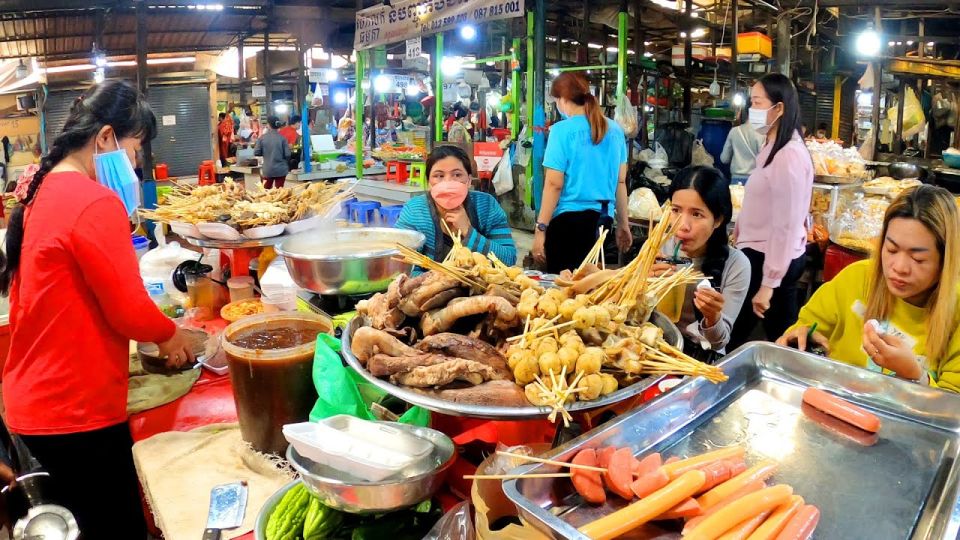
[283, 416, 434, 482]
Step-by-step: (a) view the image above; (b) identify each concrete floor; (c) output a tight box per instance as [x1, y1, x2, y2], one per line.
[512, 228, 534, 263]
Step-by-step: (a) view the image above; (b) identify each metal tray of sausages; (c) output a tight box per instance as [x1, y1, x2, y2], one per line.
[503, 342, 960, 539]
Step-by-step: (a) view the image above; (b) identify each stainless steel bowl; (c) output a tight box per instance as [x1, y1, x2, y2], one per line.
[887, 161, 926, 181]
[284, 421, 455, 514]
[275, 228, 426, 295]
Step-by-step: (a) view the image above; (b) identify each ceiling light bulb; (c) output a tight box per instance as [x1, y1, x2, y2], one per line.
[460, 25, 477, 40]
[334, 91, 348, 104]
[856, 28, 881, 57]
[374, 74, 392, 93]
[441, 56, 462, 76]
[732, 93, 745, 107]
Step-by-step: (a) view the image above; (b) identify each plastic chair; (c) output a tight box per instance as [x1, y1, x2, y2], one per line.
[197, 160, 217, 186]
[379, 205, 404, 227]
[407, 162, 426, 188]
[385, 161, 409, 184]
[349, 201, 382, 226]
[340, 196, 358, 220]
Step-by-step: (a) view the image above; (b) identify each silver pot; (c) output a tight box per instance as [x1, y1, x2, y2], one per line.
[274, 228, 426, 295]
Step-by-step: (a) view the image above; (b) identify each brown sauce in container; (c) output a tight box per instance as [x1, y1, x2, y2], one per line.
[222, 313, 330, 454]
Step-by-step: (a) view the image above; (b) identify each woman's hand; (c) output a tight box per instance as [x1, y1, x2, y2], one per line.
[694, 287, 725, 328]
[615, 222, 633, 252]
[862, 323, 924, 381]
[156, 328, 198, 369]
[532, 230, 547, 266]
[752, 285, 774, 318]
[442, 208, 471, 238]
[776, 325, 830, 353]
[651, 263, 674, 277]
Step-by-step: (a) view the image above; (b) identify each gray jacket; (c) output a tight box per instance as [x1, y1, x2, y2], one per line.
[254, 129, 291, 178]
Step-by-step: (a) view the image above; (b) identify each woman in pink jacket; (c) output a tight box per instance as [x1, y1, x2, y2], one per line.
[729, 73, 814, 349]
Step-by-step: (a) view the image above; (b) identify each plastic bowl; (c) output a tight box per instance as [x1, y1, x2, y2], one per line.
[943, 152, 960, 170]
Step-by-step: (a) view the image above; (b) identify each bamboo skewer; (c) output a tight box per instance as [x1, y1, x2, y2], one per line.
[495, 451, 607, 472]
[463, 473, 573, 480]
[505, 320, 575, 342]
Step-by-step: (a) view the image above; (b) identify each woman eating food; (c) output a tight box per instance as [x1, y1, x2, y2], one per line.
[777, 185, 960, 392]
[655, 166, 751, 361]
[533, 72, 632, 273]
[729, 73, 814, 349]
[396, 144, 516, 264]
[0, 81, 197, 537]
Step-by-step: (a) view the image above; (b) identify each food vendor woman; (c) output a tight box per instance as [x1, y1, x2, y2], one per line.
[0, 81, 197, 537]
[778, 186, 960, 392]
[656, 166, 751, 361]
[396, 144, 517, 264]
[533, 72, 632, 274]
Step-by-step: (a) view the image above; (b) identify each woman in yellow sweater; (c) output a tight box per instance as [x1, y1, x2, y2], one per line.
[778, 185, 960, 392]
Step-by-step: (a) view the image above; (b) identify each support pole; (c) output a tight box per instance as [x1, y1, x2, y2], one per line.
[298, 39, 311, 173]
[682, 0, 692, 121]
[355, 50, 366, 180]
[617, 10, 628, 99]
[869, 7, 882, 161]
[777, 17, 791, 77]
[511, 38, 521, 140]
[635, 0, 648, 147]
[238, 37, 245, 105]
[435, 33, 443, 143]
[263, 17, 271, 114]
[894, 80, 906, 155]
[136, 0, 156, 243]
[731, 0, 738, 100]
[533, 0, 546, 211]
[831, 75, 841, 140]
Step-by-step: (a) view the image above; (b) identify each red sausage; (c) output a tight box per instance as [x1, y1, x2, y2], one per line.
[635, 453, 663, 477]
[775, 504, 820, 540]
[695, 460, 733, 494]
[656, 497, 702, 520]
[605, 448, 637, 500]
[597, 447, 617, 469]
[631, 468, 671, 499]
[571, 449, 606, 505]
[801, 402, 879, 447]
[665, 456, 681, 465]
[726, 459, 748, 477]
[802, 387, 881, 433]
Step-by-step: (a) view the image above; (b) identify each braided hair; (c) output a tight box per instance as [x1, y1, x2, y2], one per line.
[0, 80, 157, 295]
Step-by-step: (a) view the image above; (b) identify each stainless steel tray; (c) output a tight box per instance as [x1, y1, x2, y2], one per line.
[503, 342, 960, 539]
[340, 313, 682, 420]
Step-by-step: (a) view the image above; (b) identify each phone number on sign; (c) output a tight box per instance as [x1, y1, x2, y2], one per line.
[421, 12, 468, 32]
[474, 0, 521, 19]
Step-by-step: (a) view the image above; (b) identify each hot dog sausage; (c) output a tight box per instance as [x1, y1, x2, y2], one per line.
[662, 446, 746, 479]
[571, 449, 606, 505]
[774, 504, 820, 540]
[606, 448, 638, 500]
[697, 460, 778, 511]
[685, 485, 794, 540]
[746, 495, 804, 540]
[802, 387, 881, 433]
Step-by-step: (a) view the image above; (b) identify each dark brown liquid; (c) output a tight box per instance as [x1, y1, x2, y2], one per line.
[226, 322, 324, 454]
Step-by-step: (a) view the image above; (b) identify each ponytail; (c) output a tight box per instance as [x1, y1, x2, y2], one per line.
[583, 94, 608, 145]
[0, 80, 156, 296]
[551, 72, 608, 146]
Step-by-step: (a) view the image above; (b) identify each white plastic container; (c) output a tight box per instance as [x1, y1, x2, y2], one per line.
[262, 289, 297, 312]
[139, 240, 201, 305]
[227, 276, 255, 302]
[283, 416, 434, 481]
[243, 223, 286, 240]
[197, 222, 243, 241]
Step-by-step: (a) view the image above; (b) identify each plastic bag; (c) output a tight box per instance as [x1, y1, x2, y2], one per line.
[614, 95, 639, 138]
[492, 151, 514, 196]
[654, 122, 694, 167]
[829, 193, 890, 253]
[309, 334, 430, 426]
[422, 501, 476, 540]
[691, 139, 715, 167]
[628, 187, 662, 221]
[472, 444, 552, 540]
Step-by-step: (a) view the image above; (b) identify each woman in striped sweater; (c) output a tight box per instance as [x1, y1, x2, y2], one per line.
[396, 145, 517, 265]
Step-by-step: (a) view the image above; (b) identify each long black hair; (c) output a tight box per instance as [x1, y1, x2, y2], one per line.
[426, 144, 474, 177]
[0, 80, 157, 295]
[756, 73, 803, 168]
[668, 166, 732, 286]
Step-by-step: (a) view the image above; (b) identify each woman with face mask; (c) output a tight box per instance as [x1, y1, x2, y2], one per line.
[653, 167, 751, 361]
[778, 186, 960, 392]
[728, 73, 814, 349]
[534, 72, 632, 274]
[0, 81, 197, 538]
[396, 145, 516, 265]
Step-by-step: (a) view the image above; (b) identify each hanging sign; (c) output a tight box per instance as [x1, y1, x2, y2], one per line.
[373, 46, 388, 69]
[252, 85, 266, 98]
[406, 36, 422, 60]
[355, 0, 525, 50]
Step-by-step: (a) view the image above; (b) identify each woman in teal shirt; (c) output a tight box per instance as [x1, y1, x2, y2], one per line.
[533, 72, 632, 273]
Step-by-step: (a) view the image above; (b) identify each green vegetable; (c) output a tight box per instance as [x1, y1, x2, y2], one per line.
[303, 496, 343, 539]
[266, 484, 312, 540]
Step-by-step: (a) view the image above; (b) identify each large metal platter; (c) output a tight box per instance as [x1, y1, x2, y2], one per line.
[183, 234, 290, 250]
[503, 342, 960, 539]
[340, 313, 682, 420]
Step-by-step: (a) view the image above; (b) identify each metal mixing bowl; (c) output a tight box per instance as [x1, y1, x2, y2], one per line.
[887, 161, 926, 181]
[275, 228, 425, 295]
[284, 422, 455, 514]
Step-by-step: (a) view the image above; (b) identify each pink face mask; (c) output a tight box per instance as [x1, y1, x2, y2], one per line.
[430, 181, 469, 210]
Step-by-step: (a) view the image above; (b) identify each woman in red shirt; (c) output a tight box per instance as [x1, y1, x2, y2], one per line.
[0, 81, 196, 538]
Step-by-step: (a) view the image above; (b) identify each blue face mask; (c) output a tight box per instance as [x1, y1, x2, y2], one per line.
[94, 134, 141, 217]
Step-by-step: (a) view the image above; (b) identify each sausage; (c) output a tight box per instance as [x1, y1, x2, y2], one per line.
[655, 497, 702, 520]
[695, 460, 733, 494]
[683, 481, 767, 535]
[635, 453, 663, 477]
[578, 470, 707, 540]
[571, 449, 606, 505]
[718, 509, 773, 540]
[801, 402, 879, 447]
[774, 505, 820, 540]
[746, 495, 805, 540]
[802, 387, 881, 433]
[727, 459, 748, 477]
[662, 446, 746, 479]
[630, 468, 670, 499]
[697, 460, 779, 511]
[684, 484, 794, 540]
[597, 447, 617, 469]
[665, 456, 681, 465]
[605, 448, 638, 500]
[571, 269, 621, 294]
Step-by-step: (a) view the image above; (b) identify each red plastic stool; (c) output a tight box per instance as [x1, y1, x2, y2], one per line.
[823, 242, 868, 282]
[385, 161, 409, 184]
[197, 160, 217, 186]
